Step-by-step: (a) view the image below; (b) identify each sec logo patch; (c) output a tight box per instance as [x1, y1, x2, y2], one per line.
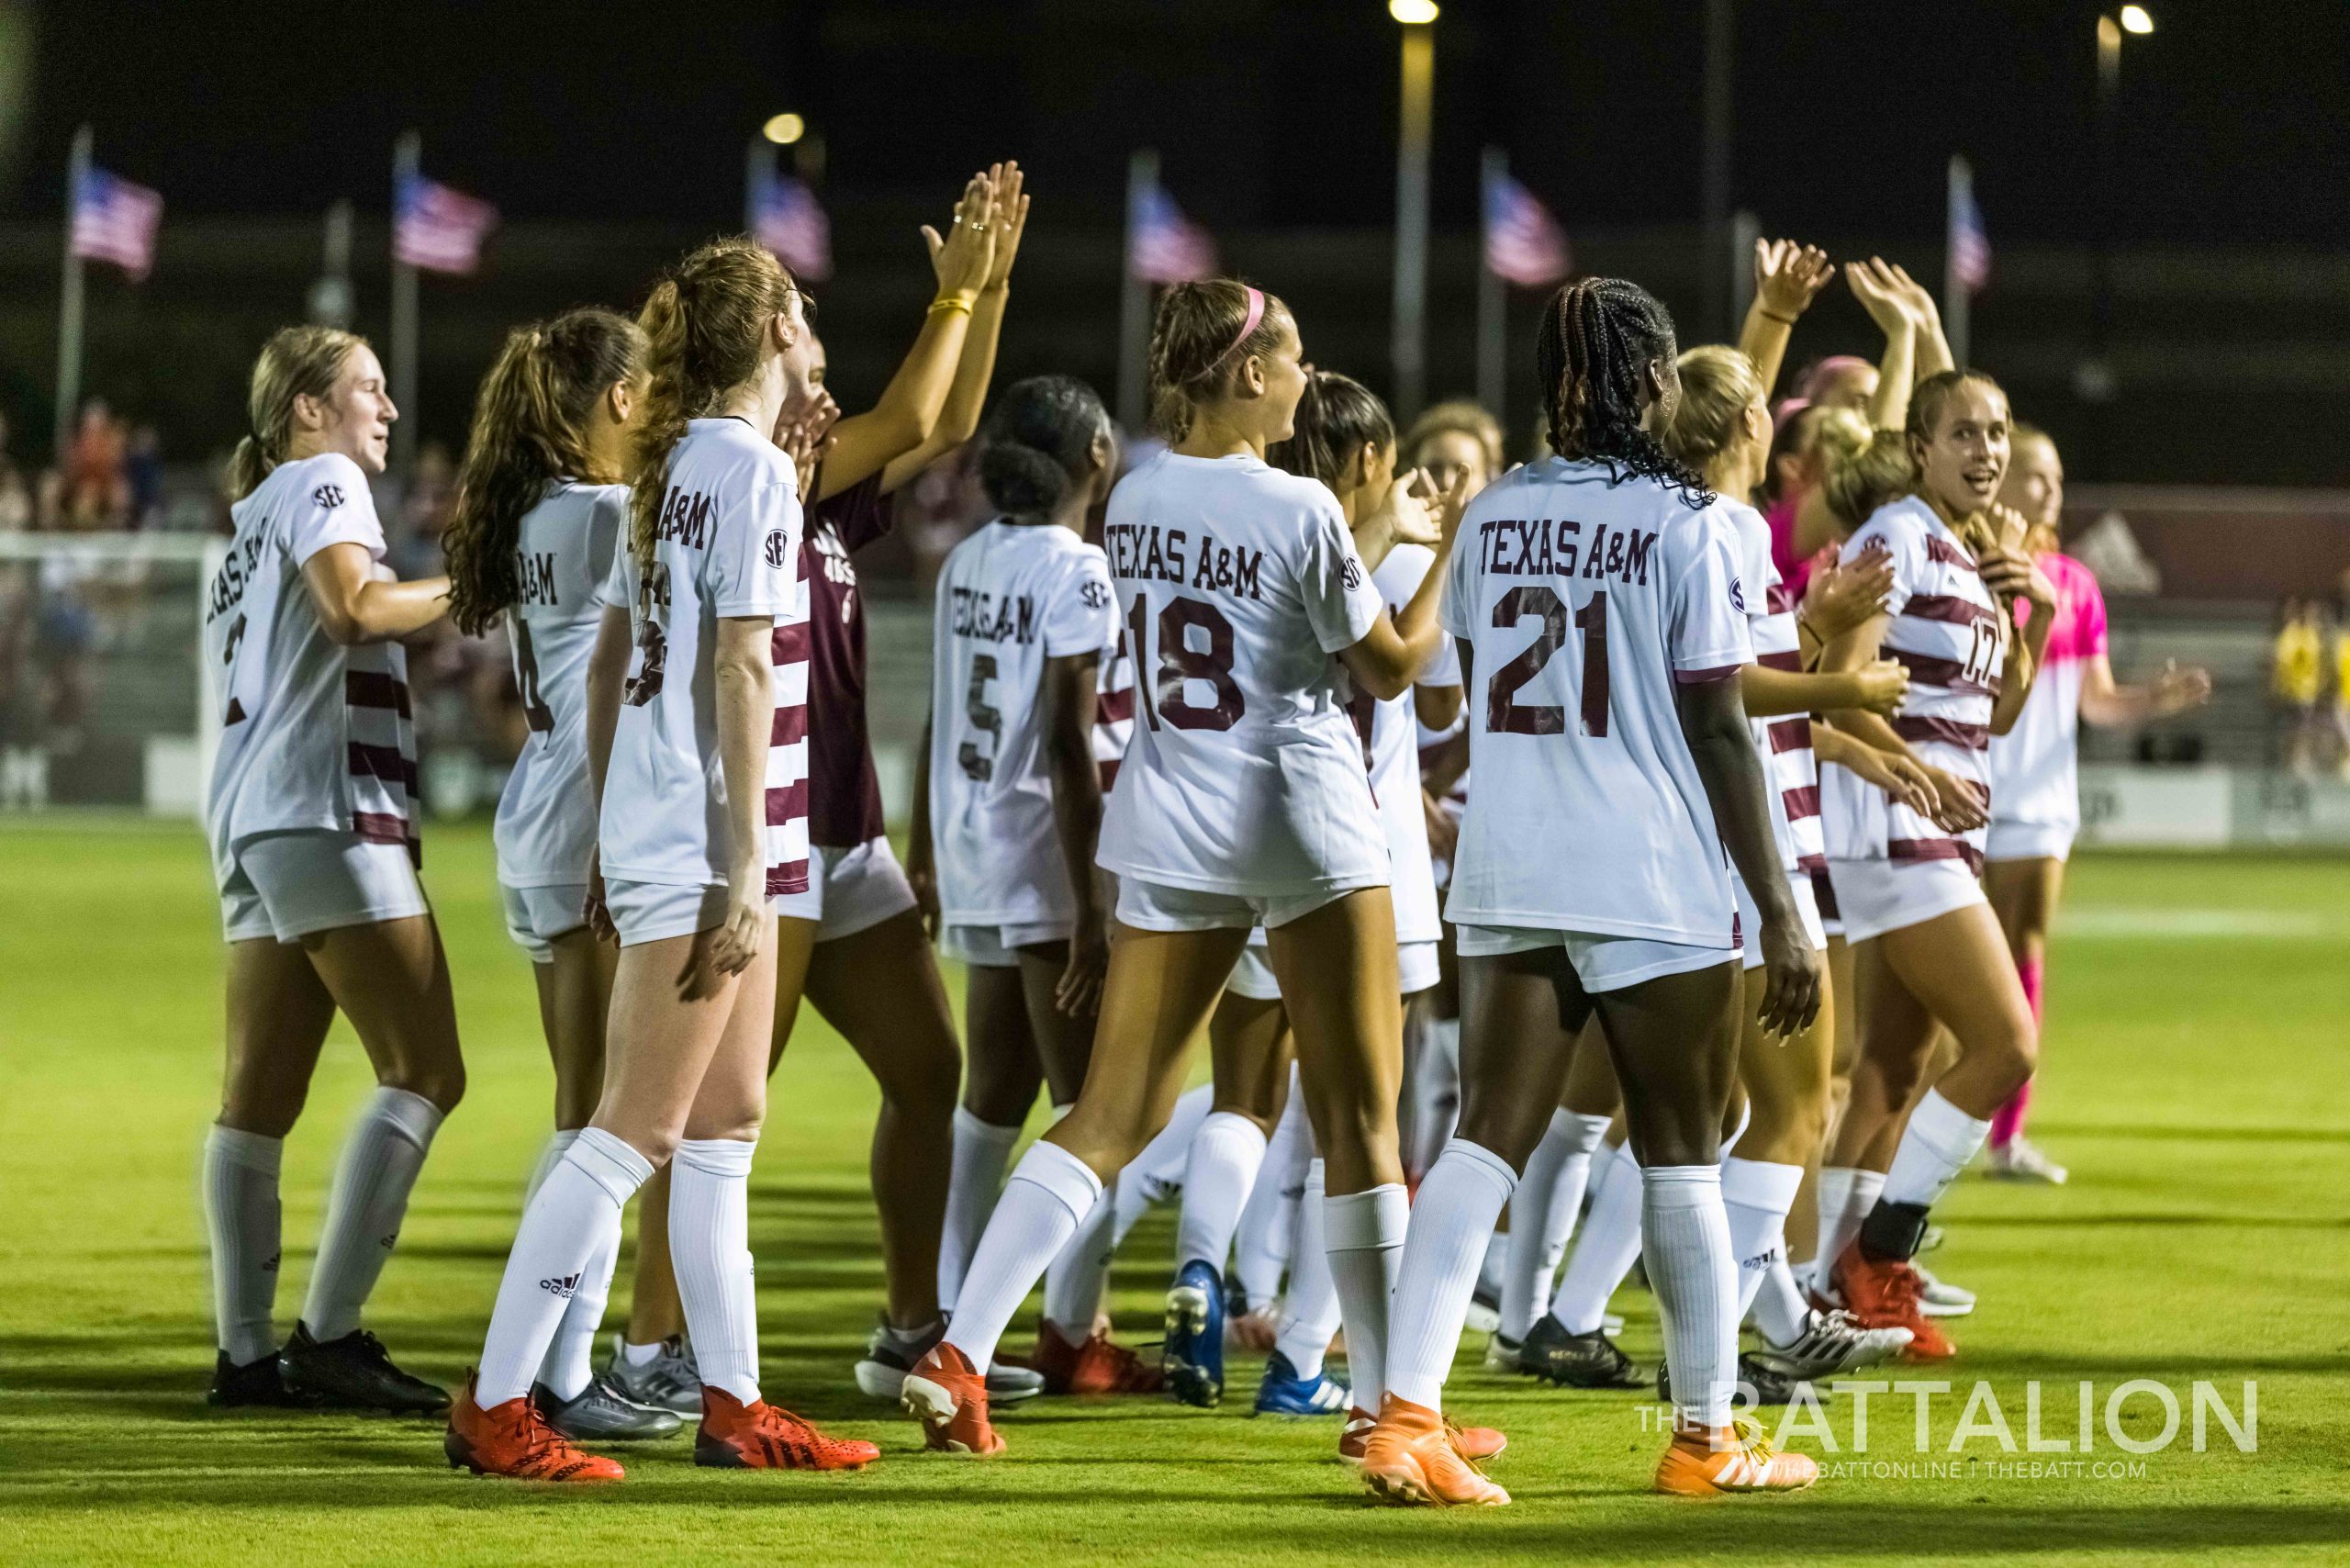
[764, 530, 789, 568]
[311, 484, 345, 510]
[1080, 578, 1111, 610]
[1342, 556, 1363, 591]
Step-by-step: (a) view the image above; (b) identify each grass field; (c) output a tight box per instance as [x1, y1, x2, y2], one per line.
[4, 820, 2348, 1566]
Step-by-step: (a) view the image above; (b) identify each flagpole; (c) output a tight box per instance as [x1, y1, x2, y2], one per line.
[309, 200, 354, 328]
[1474, 146, 1505, 421]
[1730, 207, 1760, 329]
[55, 123, 92, 461]
[1116, 149, 1158, 434]
[1391, 11, 1436, 422]
[389, 130, 420, 472]
[744, 133, 777, 234]
[1944, 154, 1972, 370]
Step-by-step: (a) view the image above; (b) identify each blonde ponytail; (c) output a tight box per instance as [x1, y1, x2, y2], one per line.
[227, 326, 364, 500]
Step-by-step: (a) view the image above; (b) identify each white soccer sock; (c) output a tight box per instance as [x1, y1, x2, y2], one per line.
[1271, 1159, 1343, 1379]
[1401, 1014, 1461, 1178]
[1815, 1166, 1886, 1273]
[1752, 1258, 1814, 1350]
[1384, 1140, 1516, 1411]
[1041, 1188, 1116, 1342]
[524, 1129, 579, 1206]
[202, 1126, 284, 1364]
[1174, 1112, 1270, 1274]
[476, 1127, 652, 1408]
[1883, 1090, 1995, 1211]
[1549, 1140, 1644, 1335]
[302, 1086, 444, 1341]
[1720, 1096, 1753, 1159]
[1232, 1079, 1310, 1305]
[670, 1137, 761, 1405]
[520, 1129, 584, 1393]
[944, 1140, 1102, 1372]
[940, 1108, 1023, 1305]
[1113, 1083, 1213, 1246]
[1644, 1163, 1739, 1431]
[1500, 1109, 1610, 1341]
[1721, 1157, 1806, 1321]
[1323, 1182, 1407, 1413]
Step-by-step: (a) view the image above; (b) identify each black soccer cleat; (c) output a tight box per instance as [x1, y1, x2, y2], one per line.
[1658, 1350, 1826, 1409]
[1520, 1312, 1645, 1390]
[207, 1348, 323, 1408]
[277, 1323, 451, 1415]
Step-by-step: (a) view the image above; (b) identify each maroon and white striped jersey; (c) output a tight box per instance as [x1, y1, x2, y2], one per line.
[597, 418, 810, 897]
[205, 452, 419, 882]
[1439, 458, 1752, 945]
[1722, 499, 1824, 876]
[1821, 495, 2003, 873]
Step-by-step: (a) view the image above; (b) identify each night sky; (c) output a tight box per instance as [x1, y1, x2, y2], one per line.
[13, 0, 2348, 247]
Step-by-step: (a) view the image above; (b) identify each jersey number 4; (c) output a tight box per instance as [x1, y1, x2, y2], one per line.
[1129, 596, 1244, 731]
[1485, 587, 1610, 737]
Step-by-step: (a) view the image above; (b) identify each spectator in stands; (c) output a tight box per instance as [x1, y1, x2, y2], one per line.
[126, 424, 165, 530]
[60, 398, 130, 530]
[0, 413, 33, 532]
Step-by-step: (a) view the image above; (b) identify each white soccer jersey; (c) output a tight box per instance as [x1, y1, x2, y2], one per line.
[929, 519, 1119, 926]
[1722, 499, 1825, 877]
[1439, 458, 1752, 945]
[1819, 495, 2003, 872]
[1093, 644, 1136, 792]
[1096, 451, 1388, 895]
[205, 452, 419, 881]
[1340, 543, 1454, 945]
[596, 418, 810, 894]
[495, 480, 625, 890]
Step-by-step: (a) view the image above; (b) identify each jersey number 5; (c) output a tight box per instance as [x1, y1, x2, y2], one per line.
[1485, 587, 1610, 738]
[1130, 596, 1245, 731]
[958, 654, 1002, 781]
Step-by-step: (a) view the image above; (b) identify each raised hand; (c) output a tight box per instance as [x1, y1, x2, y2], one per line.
[2150, 660, 2213, 716]
[1805, 549, 1897, 643]
[1755, 238, 1835, 320]
[1846, 257, 1912, 337]
[983, 161, 1030, 290]
[921, 172, 998, 297]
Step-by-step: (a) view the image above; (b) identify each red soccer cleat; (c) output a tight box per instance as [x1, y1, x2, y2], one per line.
[901, 1343, 1004, 1456]
[1031, 1321, 1164, 1396]
[695, 1386, 880, 1471]
[1831, 1246, 1955, 1361]
[1359, 1395, 1510, 1507]
[1341, 1404, 1505, 1466]
[443, 1374, 624, 1484]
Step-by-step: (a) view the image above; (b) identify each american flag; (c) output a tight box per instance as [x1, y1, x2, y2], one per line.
[395, 174, 498, 275]
[1128, 184, 1216, 284]
[71, 168, 162, 282]
[1950, 181, 1991, 294]
[753, 173, 833, 281]
[1483, 168, 1570, 288]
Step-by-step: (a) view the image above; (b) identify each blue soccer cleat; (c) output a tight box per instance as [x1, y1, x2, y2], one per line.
[1252, 1350, 1350, 1417]
[1162, 1259, 1225, 1407]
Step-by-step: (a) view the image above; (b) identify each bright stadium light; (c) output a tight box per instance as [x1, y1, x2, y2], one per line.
[763, 112, 807, 146]
[2119, 5, 2154, 33]
[1389, 0, 1438, 25]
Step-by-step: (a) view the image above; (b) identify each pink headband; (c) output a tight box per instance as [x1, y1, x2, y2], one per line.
[1214, 286, 1266, 367]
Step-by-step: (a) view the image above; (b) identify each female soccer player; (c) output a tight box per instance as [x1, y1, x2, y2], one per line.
[448, 236, 877, 1483]
[602, 171, 1016, 1407]
[438, 308, 679, 1441]
[202, 326, 459, 1417]
[1811, 373, 2054, 1360]
[1982, 425, 2209, 1182]
[1364, 278, 1822, 1506]
[900, 278, 1461, 1460]
[913, 373, 1165, 1397]
[1661, 345, 1919, 1393]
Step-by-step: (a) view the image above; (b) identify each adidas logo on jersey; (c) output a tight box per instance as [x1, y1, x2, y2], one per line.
[540, 1272, 584, 1298]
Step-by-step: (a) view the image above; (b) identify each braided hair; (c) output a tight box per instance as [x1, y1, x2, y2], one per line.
[1536, 277, 1711, 508]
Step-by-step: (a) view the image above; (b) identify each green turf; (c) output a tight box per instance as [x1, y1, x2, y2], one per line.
[2, 821, 2346, 1565]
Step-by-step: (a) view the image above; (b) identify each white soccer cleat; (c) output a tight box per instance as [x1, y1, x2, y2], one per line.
[1985, 1138, 2069, 1185]
[1912, 1263, 1976, 1318]
[1751, 1307, 1912, 1380]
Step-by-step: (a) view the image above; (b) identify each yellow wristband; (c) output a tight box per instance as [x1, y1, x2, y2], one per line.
[929, 292, 977, 316]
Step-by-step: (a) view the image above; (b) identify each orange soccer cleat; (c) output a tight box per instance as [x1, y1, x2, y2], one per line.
[1654, 1417, 1819, 1496]
[443, 1375, 625, 1484]
[1358, 1395, 1510, 1507]
[901, 1343, 1004, 1457]
[1830, 1246, 1955, 1361]
[695, 1387, 880, 1471]
[1030, 1321, 1164, 1396]
[1341, 1404, 1505, 1466]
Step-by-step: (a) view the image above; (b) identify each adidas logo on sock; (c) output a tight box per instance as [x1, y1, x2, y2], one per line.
[1740, 1248, 1782, 1273]
[540, 1273, 583, 1298]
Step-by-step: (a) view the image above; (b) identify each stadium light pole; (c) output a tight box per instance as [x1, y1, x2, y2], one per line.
[389, 130, 420, 473]
[2081, 8, 2149, 447]
[1390, 0, 1437, 422]
[54, 123, 92, 462]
